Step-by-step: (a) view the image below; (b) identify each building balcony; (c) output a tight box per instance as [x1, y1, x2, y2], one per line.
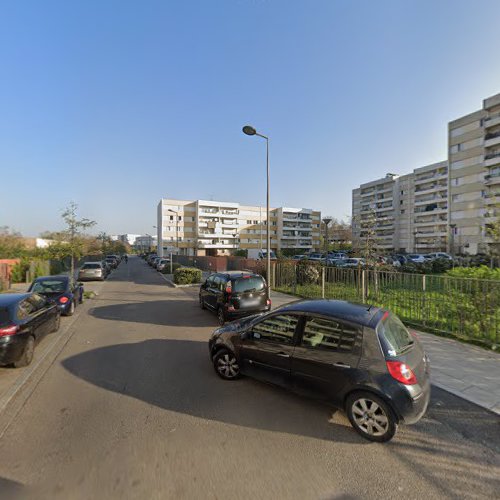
[414, 207, 448, 215]
[484, 153, 500, 168]
[414, 196, 447, 206]
[484, 131, 500, 148]
[414, 184, 447, 196]
[414, 172, 447, 185]
[484, 173, 500, 185]
[484, 113, 500, 129]
[414, 218, 447, 226]
[360, 190, 376, 197]
[415, 230, 447, 237]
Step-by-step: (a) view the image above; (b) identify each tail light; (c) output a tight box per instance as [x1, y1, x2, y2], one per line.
[0, 325, 20, 337]
[59, 296, 69, 304]
[225, 283, 232, 296]
[386, 361, 417, 385]
[266, 299, 271, 306]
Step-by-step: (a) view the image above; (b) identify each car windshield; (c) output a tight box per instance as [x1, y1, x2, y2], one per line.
[82, 263, 101, 269]
[345, 259, 359, 264]
[377, 313, 414, 357]
[31, 280, 66, 293]
[232, 277, 265, 293]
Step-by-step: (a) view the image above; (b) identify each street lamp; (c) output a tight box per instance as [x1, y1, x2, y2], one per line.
[243, 125, 271, 288]
[165, 209, 179, 255]
[322, 217, 332, 256]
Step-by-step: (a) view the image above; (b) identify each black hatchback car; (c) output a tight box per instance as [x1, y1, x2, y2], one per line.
[28, 276, 84, 316]
[208, 299, 430, 442]
[199, 271, 271, 325]
[0, 293, 60, 367]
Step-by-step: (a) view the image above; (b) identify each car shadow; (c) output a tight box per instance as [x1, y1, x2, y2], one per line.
[61, 338, 364, 444]
[89, 300, 219, 328]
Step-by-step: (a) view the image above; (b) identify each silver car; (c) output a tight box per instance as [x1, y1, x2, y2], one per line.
[156, 258, 171, 272]
[78, 262, 106, 281]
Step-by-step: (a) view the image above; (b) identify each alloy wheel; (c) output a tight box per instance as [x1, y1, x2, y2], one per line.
[216, 352, 239, 378]
[351, 398, 389, 437]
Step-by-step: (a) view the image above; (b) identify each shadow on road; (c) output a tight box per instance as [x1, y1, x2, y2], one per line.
[89, 300, 217, 327]
[61, 338, 500, 497]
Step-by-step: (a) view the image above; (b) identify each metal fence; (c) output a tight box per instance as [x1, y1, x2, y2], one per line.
[273, 262, 500, 348]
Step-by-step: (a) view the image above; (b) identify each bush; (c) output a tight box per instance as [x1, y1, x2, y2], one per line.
[431, 257, 453, 274]
[173, 267, 202, 285]
[296, 260, 320, 285]
[446, 265, 500, 280]
[10, 259, 30, 283]
[160, 263, 182, 274]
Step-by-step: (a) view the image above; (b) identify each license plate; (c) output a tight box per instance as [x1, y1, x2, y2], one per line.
[243, 299, 260, 307]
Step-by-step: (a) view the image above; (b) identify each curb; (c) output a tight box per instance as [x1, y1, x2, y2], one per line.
[0, 281, 105, 438]
[157, 272, 201, 288]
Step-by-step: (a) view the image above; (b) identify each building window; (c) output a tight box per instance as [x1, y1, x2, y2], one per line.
[169, 216, 174, 221]
[247, 220, 252, 224]
[253, 220, 259, 224]
[401, 210, 405, 214]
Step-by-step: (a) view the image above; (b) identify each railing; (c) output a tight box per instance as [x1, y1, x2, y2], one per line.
[272, 262, 499, 348]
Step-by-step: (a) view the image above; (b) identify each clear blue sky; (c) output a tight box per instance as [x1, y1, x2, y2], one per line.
[1, 0, 500, 236]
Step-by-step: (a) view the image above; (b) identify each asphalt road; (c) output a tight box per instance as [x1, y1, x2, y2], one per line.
[0, 256, 498, 500]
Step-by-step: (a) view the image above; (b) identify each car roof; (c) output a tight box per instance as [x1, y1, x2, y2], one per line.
[276, 299, 381, 327]
[33, 275, 68, 282]
[218, 271, 263, 278]
[0, 293, 31, 307]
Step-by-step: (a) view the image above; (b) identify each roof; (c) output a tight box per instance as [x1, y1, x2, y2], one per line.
[0, 293, 30, 307]
[277, 299, 382, 327]
[33, 275, 69, 282]
[220, 270, 262, 278]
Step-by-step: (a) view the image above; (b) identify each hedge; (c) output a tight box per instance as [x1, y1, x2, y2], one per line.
[173, 267, 202, 285]
[160, 263, 182, 274]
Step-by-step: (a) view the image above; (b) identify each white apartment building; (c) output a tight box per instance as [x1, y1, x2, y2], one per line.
[448, 92, 500, 255]
[156, 198, 321, 257]
[134, 235, 157, 252]
[352, 161, 449, 254]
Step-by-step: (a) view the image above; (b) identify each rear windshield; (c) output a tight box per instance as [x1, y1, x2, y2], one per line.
[82, 263, 101, 269]
[377, 313, 414, 357]
[232, 277, 265, 293]
[0, 307, 11, 326]
[32, 280, 66, 293]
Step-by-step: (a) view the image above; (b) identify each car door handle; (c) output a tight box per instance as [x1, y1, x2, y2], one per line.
[276, 352, 290, 358]
[333, 362, 351, 368]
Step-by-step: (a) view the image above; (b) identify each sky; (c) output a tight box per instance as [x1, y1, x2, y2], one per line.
[1, 0, 500, 237]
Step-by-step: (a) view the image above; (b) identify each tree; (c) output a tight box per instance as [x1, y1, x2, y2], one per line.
[0, 226, 26, 258]
[58, 202, 96, 283]
[485, 202, 500, 267]
[353, 208, 378, 263]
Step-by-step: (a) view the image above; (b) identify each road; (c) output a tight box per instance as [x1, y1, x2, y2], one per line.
[0, 256, 498, 499]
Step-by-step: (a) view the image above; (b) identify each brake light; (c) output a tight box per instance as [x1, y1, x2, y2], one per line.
[59, 296, 69, 304]
[225, 283, 232, 295]
[0, 325, 19, 337]
[386, 361, 417, 385]
[266, 299, 271, 306]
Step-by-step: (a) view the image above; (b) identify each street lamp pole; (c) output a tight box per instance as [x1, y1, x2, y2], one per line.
[322, 217, 332, 257]
[243, 125, 271, 289]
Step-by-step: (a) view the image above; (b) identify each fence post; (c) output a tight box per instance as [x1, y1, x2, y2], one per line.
[272, 262, 276, 289]
[361, 270, 366, 303]
[293, 264, 297, 295]
[422, 274, 426, 326]
[321, 267, 325, 299]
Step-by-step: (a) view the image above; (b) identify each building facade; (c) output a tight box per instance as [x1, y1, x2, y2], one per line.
[448, 93, 500, 255]
[352, 161, 448, 254]
[157, 198, 321, 257]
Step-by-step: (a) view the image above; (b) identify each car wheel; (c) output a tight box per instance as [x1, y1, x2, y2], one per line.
[346, 392, 397, 442]
[52, 313, 61, 332]
[213, 349, 240, 380]
[14, 335, 35, 368]
[217, 306, 226, 326]
[66, 301, 75, 316]
[199, 295, 206, 309]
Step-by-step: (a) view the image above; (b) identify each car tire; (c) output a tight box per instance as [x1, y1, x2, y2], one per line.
[346, 391, 397, 442]
[52, 313, 61, 332]
[199, 295, 206, 309]
[217, 306, 226, 326]
[66, 301, 75, 316]
[213, 349, 240, 380]
[14, 335, 35, 368]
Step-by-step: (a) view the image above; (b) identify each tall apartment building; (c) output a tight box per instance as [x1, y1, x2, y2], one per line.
[448, 93, 500, 255]
[156, 198, 321, 257]
[352, 161, 448, 254]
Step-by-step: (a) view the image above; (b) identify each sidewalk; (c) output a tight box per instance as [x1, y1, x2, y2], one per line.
[270, 290, 500, 415]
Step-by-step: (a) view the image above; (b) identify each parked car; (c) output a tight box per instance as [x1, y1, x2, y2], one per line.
[391, 254, 408, 265]
[151, 257, 162, 269]
[307, 253, 325, 262]
[78, 262, 106, 281]
[200, 271, 271, 325]
[325, 258, 345, 267]
[291, 255, 308, 260]
[327, 252, 347, 260]
[147, 254, 158, 265]
[156, 258, 171, 272]
[28, 276, 83, 316]
[341, 258, 366, 268]
[101, 260, 112, 277]
[105, 255, 119, 269]
[426, 252, 453, 261]
[208, 299, 430, 442]
[407, 254, 426, 264]
[0, 293, 61, 367]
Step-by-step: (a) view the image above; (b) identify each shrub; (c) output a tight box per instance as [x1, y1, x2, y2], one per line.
[173, 267, 202, 285]
[10, 259, 30, 283]
[233, 249, 248, 257]
[160, 263, 182, 274]
[431, 258, 453, 274]
[296, 260, 320, 285]
[446, 265, 500, 280]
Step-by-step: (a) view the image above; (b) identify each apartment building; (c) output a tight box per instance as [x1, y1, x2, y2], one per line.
[352, 161, 448, 254]
[134, 235, 157, 252]
[156, 198, 321, 257]
[448, 93, 500, 255]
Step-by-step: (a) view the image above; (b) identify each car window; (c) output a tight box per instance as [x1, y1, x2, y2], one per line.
[377, 313, 414, 357]
[28, 294, 47, 311]
[82, 263, 101, 269]
[251, 314, 299, 344]
[301, 316, 361, 352]
[31, 280, 66, 293]
[232, 276, 265, 293]
[214, 275, 227, 291]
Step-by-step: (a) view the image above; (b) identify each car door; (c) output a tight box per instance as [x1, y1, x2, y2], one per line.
[291, 315, 363, 406]
[204, 275, 219, 310]
[27, 294, 54, 337]
[239, 313, 300, 388]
